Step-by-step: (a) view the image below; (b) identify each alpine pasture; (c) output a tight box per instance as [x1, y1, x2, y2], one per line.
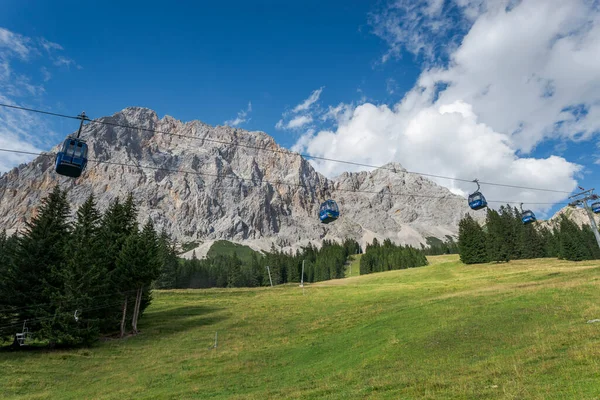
[1, 255, 600, 399]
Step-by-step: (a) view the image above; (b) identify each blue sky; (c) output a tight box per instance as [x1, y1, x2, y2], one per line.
[0, 0, 415, 148]
[1, 0, 600, 218]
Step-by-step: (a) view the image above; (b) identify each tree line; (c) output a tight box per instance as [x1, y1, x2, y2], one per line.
[360, 238, 428, 274]
[0, 186, 173, 347]
[420, 236, 459, 256]
[166, 239, 363, 289]
[458, 205, 600, 264]
[0, 186, 437, 347]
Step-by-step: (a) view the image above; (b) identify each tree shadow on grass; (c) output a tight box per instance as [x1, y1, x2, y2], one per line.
[0, 305, 227, 352]
[139, 305, 227, 338]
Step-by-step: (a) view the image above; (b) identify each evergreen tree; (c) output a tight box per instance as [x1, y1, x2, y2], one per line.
[12, 186, 72, 346]
[520, 223, 545, 260]
[458, 214, 487, 264]
[61, 194, 105, 345]
[97, 195, 139, 333]
[0, 230, 18, 342]
[580, 224, 600, 259]
[558, 216, 587, 261]
[486, 208, 510, 262]
[155, 229, 179, 289]
[131, 219, 161, 333]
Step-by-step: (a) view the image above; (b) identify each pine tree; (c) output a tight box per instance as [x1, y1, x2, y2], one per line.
[458, 214, 487, 264]
[520, 223, 544, 260]
[580, 224, 600, 259]
[130, 219, 160, 333]
[0, 229, 18, 342]
[486, 208, 510, 262]
[559, 216, 587, 261]
[97, 196, 139, 334]
[155, 229, 179, 289]
[12, 186, 72, 346]
[115, 235, 136, 337]
[60, 194, 105, 345]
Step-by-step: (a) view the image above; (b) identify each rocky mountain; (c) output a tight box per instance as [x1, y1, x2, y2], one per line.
[538, 204, 600, 230]
[0, 107, 483, 254]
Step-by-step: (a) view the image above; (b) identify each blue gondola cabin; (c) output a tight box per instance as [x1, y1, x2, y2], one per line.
[55, 137, 88, 178]
[468, 191, 487, 210]
[319, 200, 339, 224]
[521, 210, 537, 224]
[592, 202, 600, 214]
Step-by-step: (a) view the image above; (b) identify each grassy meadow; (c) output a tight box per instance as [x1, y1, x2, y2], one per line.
[2, 255, 600, 399]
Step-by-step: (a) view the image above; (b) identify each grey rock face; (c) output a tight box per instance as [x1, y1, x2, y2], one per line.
[0, 107, 483, 252]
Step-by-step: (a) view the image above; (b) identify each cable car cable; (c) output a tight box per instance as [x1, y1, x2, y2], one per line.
[0, 103, 575, 194]
[0, 147, 572, 206]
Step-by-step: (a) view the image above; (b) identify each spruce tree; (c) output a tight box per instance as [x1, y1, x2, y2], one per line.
[458, 214, 487, 264]
[61, 194, 105, 345]
[13, 186, 72, 346]
[486, 208, 510, 262]
[155, 229, 179, 289]
[0, 229, 18, 342]
[559, 216, 587, 261]
[98, 196, 139, 334]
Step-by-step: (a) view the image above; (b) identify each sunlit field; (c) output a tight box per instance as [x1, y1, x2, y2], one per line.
[2, 255, 600, 399]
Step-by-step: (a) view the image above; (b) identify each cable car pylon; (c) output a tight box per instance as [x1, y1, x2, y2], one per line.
[568, 187, 600, 251]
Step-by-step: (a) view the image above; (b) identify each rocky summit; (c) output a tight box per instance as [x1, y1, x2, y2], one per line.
[0, 107, 483, 254]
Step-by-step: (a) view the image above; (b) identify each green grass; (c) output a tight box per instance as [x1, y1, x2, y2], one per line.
[345, 254, 362, 277]
[2, 255, 600, 399]
[207, 240, 261, 264]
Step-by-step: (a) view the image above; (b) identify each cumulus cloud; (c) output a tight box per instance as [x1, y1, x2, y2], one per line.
[294, 0, 599, 212]
[418, 0, 600, 153]
[224, 101, 252, 127]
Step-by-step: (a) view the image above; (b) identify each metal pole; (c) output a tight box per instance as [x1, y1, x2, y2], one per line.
[300, 260, 305, 287]
[76, 112, 87, 139]
[583, 200, 600, 251]
[266, 266, 273, 287]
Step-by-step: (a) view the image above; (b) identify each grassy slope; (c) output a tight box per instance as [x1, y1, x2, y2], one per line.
[2, 255, 600, 399]
[206, 240, 260, 264]
[345, 254, 362, 277]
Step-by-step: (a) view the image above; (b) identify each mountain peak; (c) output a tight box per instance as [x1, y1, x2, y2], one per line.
[0, 107, 481, 252]
[110, 107, 159, 122]
[379, 161, 405, 172]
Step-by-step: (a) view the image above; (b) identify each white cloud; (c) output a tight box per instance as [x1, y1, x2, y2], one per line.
[386, 78, 398, 94]
[0, 28, 33, 59]
[0, 27, 75, 172]
[275, 115, 314, 130]
[292, 87, 324, 113]
[368, 0, 473, 64]
[53, 56, 79, 69]
[296, 100, 580, 213]
[287, 115, 313, 129]
[0, 61, 9, 81]
[294, 0, 600, 212]
[414, 0, 600, 153]
[39, 38, 63, 53]
[276, 87, 325, 131]
[224, 101, 252, 127]
[40, 66, 51, 82]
